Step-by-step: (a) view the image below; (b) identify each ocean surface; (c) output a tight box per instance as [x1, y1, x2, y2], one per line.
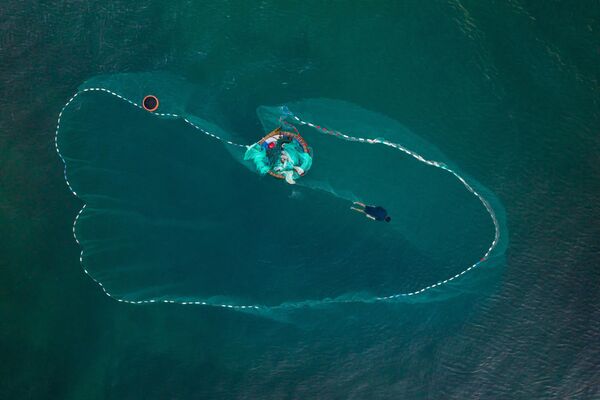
[1, 1, 599, 399]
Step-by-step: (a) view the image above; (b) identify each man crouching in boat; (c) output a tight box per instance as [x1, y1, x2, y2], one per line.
[274, 146, 304, 185]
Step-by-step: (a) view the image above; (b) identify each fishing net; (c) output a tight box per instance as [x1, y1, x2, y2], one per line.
[55, 72, 507, 311]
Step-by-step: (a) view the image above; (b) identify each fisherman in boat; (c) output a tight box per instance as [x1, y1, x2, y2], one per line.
[243, 128, 312, 185]
[273, 144, 305, 185]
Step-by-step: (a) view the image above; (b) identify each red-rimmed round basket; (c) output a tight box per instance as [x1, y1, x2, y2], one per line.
[142, 95, 159, 112]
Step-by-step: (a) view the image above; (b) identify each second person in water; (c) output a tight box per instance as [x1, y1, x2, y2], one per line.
[351, 202, 391, 222]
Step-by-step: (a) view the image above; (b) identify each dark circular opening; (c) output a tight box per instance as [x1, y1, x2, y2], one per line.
[142, 95, 159, 112]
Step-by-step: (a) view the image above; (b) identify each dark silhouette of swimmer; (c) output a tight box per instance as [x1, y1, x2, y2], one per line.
[351, 202, 391, 222]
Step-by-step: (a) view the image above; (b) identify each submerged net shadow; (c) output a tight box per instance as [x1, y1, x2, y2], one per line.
[55, 73, 508, 312]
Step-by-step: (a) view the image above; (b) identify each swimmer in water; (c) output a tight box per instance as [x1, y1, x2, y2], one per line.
[351, 202, 391, 222]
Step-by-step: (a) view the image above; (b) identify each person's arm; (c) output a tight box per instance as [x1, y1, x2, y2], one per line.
[366, 214, 376, 220]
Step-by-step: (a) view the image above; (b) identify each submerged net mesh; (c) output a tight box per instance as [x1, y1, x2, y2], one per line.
[55, 72, 507, 311]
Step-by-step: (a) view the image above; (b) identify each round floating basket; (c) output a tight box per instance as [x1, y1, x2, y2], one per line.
[258, 127, 310, 179]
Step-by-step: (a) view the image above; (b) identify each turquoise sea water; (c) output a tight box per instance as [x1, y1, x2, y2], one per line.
[2, 1, 599, 398]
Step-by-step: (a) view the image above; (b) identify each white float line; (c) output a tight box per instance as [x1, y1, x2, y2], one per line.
[55, 88, 261, 311]
[289, 113, 501, 300]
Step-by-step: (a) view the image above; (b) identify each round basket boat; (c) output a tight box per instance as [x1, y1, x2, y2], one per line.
[258, 127, 311, 179]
